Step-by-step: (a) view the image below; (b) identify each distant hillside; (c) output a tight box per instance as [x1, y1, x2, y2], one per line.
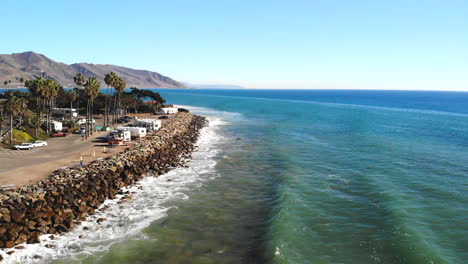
[0, 51, 187, 88]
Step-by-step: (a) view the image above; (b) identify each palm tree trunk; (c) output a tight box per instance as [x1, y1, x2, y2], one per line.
[112, 93, 116, 124]
[104, 86, 109, 127]
[86, 99, 90, 138]
[90, 98, 94, 135]
[36, 97, 40, 117]
[10, 114, 13, 147]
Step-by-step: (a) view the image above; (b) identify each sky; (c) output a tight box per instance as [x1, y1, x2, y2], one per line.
[0, 0, 467, 90]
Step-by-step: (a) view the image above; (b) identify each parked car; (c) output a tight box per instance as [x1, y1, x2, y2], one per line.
[52, 131, 68, 137]
[116, 118, 127, 124]
[32, 141, 48, 147]
[76, 118, 95, 125]
[13, 143, 34, 150]
[117, 116, 133, 123]
[158, 116, 169, 119]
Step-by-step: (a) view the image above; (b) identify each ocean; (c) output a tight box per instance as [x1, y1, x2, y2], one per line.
[2, 89, 468, 263]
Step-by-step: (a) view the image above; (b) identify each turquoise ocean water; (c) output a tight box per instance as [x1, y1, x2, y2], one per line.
[2, 89, 467, 263]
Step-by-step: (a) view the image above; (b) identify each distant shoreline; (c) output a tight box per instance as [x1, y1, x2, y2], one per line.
[1, 87, 468, 93]
[0, 87, 26, 90]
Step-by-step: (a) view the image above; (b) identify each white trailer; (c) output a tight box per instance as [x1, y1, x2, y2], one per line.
[160, 107, 178, 114]
[49, 121, 63, 132]
[134, 119, 162, 131]
[108, 130, 131, 144]
[52, 108, 77, 117]
[116, 126, 147, 139]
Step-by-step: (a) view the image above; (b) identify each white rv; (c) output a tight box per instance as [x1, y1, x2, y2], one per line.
[134, 119, 162, 131]
[116, 126, 147, 139]
[49, 121, 63, 132]
[160, 107, 178, 114]
[52, 108, 77, 117]
[108, 130, 131, 145]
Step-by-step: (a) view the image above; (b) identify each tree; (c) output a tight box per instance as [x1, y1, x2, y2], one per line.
[19, 77, 24, 83]
[25, 76, 47, 119]
[129, 87, 144, 113]
[128, 88, 165, 114]
[3, 81, 7, 86]
[104, 72, 117, 127]
[114, 76, 126, 122]
[28, 115, 42, 139]
[0, 117, 5, 135]
[41, 79, 62, 134]
[74, 73, 85, 117]
[73, 73, 85, 87]
[67, 90, 77, 119]
[84, 77, 101, 137]
[4, 95, 27, 147]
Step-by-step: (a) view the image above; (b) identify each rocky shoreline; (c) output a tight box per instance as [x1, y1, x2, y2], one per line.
[0, 112, 208, 250]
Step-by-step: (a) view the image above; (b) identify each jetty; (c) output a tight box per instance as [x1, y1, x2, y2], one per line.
[0, 112, 207, 249]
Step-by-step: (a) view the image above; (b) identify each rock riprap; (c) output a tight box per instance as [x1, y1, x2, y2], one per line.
[0, 113, 208, 248]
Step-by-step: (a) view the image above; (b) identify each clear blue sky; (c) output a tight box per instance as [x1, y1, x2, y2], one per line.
[1, 0, 467, 90]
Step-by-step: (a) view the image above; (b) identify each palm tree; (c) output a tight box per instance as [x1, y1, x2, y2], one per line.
[114, 76, 126, 122]
[73, 73, 85, 87]
[74, 73, 85, 117]
[0, 116, 5, 136]
[67, 90, 77, 119]
[104, 72, 118, 126]
[25, 77, 47, 119]
[42, 79, 61, 134]
[28, 115, 42, 139]
[84, 77, 101, 137]
[4, 96, 27, 147]
[104, 72, 117, 126]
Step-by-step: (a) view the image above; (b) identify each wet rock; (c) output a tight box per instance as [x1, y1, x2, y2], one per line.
[5, 241, 15, 248]
[0, 113, 208, 249]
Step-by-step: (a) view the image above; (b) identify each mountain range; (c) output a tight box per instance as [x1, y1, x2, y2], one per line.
[0, 52, 186, 88]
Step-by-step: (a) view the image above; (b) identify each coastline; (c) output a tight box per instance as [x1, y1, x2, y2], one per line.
[0, 112, 208, 251]
[0, 113, 175, 188]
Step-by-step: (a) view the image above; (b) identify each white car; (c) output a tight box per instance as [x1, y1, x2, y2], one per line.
[33, 141, 48, 147]
[14, 143, 34, 150]
[76, 118, 95, 125]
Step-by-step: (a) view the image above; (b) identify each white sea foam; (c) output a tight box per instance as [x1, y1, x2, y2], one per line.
[0, 108, 229, 264]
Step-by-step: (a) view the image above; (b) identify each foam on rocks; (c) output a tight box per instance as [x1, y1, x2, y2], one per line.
[0, 113, 208, 249]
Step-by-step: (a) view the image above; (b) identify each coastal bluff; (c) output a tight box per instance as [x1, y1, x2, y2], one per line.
[0, 112, 208, 249]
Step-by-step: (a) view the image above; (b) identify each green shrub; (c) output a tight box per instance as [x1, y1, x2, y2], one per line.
[13, 129, 32, 142]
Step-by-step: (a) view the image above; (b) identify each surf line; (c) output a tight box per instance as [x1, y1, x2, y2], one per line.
[0, 112, 208, 251]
